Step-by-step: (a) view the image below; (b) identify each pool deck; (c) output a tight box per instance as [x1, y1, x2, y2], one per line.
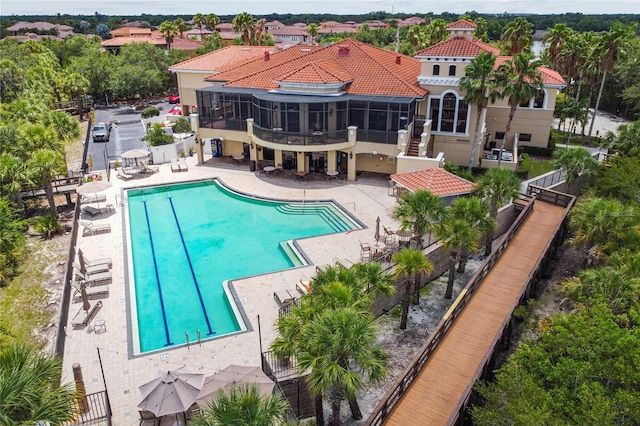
[63, 156, 398, 424]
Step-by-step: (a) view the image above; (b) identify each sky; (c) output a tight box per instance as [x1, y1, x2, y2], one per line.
[1, 0, 639, 17]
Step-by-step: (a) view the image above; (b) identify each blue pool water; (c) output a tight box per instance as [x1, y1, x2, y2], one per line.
[127, 180, 359, 353]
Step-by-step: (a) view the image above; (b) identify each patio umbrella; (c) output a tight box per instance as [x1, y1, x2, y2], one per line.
[138, 370, 204, 418]
[76, 181, 112, 209]
[121, 149, 151, 167]
[374, 216, 381, 246]
[79, 282, 91, 312]
[195, 365, 275, 407]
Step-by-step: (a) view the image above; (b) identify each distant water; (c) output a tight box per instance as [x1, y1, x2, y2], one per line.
[532, 40, 544, 58]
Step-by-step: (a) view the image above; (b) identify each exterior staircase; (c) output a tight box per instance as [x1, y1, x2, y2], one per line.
[405, 138, 421, 157]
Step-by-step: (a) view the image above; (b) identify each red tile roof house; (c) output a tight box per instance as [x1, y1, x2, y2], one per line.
[172, 19, 564, 181]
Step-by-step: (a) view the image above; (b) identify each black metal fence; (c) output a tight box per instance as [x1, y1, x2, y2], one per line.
[64, 391, 111, 425]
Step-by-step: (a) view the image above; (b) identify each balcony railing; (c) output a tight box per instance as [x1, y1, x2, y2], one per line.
[357, 129, 399, 144]
[253, 124, 348, 146]
[200, 116, 248, 131]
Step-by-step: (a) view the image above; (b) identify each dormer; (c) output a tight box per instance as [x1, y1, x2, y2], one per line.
[446, 19, 477, 40]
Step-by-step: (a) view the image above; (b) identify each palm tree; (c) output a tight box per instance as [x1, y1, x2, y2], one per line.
[561, 267, 640, 314]
[298, 307, 387, 426]
[18, 124, 62, 157]
[252, 18, 267, 46]
[474, 17, 489, 42]
[232, 12, 255, 45]
[425, 18, 448, 46]
[192, 13, 206, 40]
[392, 189, 446, 249]
[392, 248, 434, 329]
[0, 343, 78, 425]
[0, 153, 32, 210]
[158, 20, 179, 50]
[568, 197, 638, 262]
[307, 23, 319, 46]
[587, 22, 636, 143]
[436, 218, 480, 299]
[500, 17, 534, 55]
[191, 384, 288, 426]
[26, 149, 66, 216]
[205, 14, 220, 33]
[449, 197, 495, 273]
[173, 18, 187, 37]
[473, 168, 521, 255]
[406, 25, 426, 55]
[543, 23, 574, 71]
[41, 110, 80, 142]
[62, 72, 90, 120]
[551, 147, 599, 194]
[494, 52, 544, 167]
[459, 51, 499, 172]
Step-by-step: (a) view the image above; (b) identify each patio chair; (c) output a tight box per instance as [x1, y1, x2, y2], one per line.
[296, 279, 312, 295]
[170, 158, 180, 173]
[79, 220, 111, 236]
[139, 410, 159, 426]
[82, 206, 101, 217]
[71, 281, 109, 302]
[141, 162, 159, 174]
[73, 262, 109, 275]
[71, 300, 102, 328]
[117, 171, 133, 181]
[81, 194, 107, 204]
[273, 289, 297, 308]
[76, 249, 112, 268]
[74, 269, 112, 285]
[360, 241, 372, 261]
[178, 158, 188, 171]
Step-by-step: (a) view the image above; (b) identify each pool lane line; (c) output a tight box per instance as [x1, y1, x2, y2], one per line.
[167, 196, 215, 336]
[142, 200, 174, 347]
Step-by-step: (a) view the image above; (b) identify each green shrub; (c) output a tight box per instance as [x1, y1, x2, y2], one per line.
[444, 162, 475, 181]
[142, 123, 174, 146]
[34, 215, 62, 238]
[519, 146, 554, 157]
[173, 117, 191, 133]
[516, 153, 530, 179]
[141, 107, 160, 119]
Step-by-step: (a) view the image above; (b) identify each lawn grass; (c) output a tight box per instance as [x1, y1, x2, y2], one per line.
[528, 158, 556, 177]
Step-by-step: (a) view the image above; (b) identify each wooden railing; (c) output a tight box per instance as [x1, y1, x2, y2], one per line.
[527, 184, 574, 207]
[365, 197, 536, 426]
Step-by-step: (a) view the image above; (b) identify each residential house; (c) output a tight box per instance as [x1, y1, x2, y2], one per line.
[268, 26, 310, 45]
[101, 33, 202, 54]
[415, 19, 565, 168]
[6, 21, 75, 38]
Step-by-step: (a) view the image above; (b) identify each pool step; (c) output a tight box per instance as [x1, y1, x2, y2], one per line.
[279, 241, 306, 267]
[275, 203, 352, 233]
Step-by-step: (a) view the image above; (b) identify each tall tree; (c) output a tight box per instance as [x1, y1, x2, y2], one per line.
[307, 23, 319, 46]
[192, 13, 206, 40]
[62, 72, 90, 120]
[191, 384, 288, 426]
[448, 197, 495, 273]
[232, 12, 255, 45]
[392, 189, 446, 249]
[298, 307, 387, 426]
[473, 168, 521, 255]
[587, 22, 637, 143]
[158, 21, 179, 50]
[205, 14, 220, 33]
[551, 147, 599, 194]
[392, 248, 434, 329]
[425, 18, 448, 46]
[494, 52, 544, 167]
[436, 218, 480, 299]
[500, 17, 534, 55]
[0, 343, 78, 425]
[459, 51, 499, 172]
[406, 25, 426, 55]
[173, 18, 187, 37]
[0, 154, 32, 210]
[26, 149, 66, 216]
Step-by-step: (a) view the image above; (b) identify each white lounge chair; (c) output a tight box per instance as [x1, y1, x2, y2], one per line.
[79, 220, 111, 236]
[71, 281, 109, 302]
[274, 289, 297, 308]
[74, 269, 112, 285]
[76, 249, 112, 268]
[71, 300, 103, 328]
[179, 158, 188, 171]
[170, 159, 180, 173]
[81, 194, 107, 204]
[73, 262, 109, 275]
[117, 171, 133, 180]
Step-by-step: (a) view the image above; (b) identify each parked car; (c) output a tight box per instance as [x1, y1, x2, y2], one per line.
[167, 105, 182, 116]
[92, 122, 111, 142]
[168, 93, 180, 104]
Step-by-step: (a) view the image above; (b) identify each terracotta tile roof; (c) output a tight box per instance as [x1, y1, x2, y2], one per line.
[447, 19, 477, 29]
[416, 36, 500, 57]
[170, 45, 276, 72]
[494, 56, 566, 86]
[208, 39, 427, 98]
[391, 168, 475, 196]
[101, 36, 202, 51]
[170, 37, 203, 50]
[275, 59, 354, 84]
[269, 27, 309, 36]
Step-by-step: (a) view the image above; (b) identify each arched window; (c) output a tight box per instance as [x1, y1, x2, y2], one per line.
[433, 64, 440, 76]
[428, 92, 469, 134]
[449, 65, 456, 76]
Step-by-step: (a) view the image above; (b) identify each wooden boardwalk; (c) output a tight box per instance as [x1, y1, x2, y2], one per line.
[384, 200, 568, 425]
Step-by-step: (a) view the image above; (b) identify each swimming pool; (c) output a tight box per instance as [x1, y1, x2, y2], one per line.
[126, 179, 361, 354]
